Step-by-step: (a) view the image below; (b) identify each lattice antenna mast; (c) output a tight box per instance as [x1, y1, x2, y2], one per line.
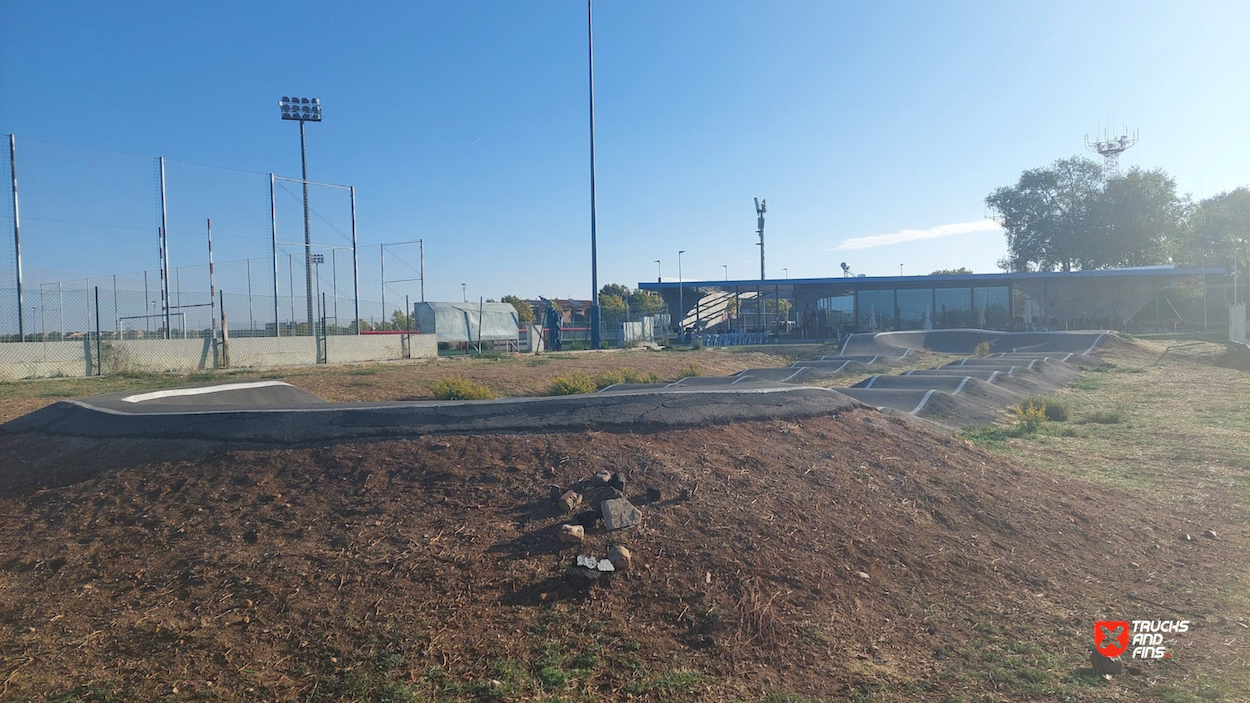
[1084, 128, 1139, 177]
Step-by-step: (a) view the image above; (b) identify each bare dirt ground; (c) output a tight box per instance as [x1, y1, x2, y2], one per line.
[0, 338, 1246, 702]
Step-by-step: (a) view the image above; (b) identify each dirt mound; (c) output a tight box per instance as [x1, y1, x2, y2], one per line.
[0, 411, 1233, 702]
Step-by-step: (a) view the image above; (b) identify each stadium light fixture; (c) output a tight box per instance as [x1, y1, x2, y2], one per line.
[278, 95, 321, 337]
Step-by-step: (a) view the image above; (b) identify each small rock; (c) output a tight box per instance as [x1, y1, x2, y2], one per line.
[1089, 650, 1123, 676]
[1203, 529, 1217, 540]
[548, 485, 564, 501]
[559, 524, 585, 544]
[607, 545, 633, 571]
[564, 565, 601, 589]
[608, 472, 625, 491]
[857, 571, 870, 580]
[592, 470, 613, 486]
[596, 559, 615, 572]
[576, 554, 599, 569]
[601, 498, 642, 531]
[559, 491, 582, 513]
[1183, 533, 1194, 542]
[583, 485, 623, 508]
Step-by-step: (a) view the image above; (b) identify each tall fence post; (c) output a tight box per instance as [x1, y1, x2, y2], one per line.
[94, 286, 101, 376]
[270, 173, 280, 337]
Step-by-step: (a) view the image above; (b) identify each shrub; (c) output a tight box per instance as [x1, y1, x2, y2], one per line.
[1021, 395, 1069, 422]
[548, 372, 596, 395]
[1010, 401, 1048, 435]
[678, 361, 702, 379]
[431, 375, 496, 400]
[973, 341, 992, 358]
[691, 336, 704, 350]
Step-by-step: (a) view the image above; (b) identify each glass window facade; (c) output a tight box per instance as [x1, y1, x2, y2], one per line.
[897, 289, 931, 330]
[812, 293, 854, 338]
[857, 290, 895, 330]
[974, 286, 1011, 328]
[935, 288, 974, 328]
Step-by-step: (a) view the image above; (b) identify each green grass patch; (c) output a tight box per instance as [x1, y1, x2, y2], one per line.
[678, 361, 702, 379]
[1081, 408, 1125, 424]
[593, 368, 663, 389]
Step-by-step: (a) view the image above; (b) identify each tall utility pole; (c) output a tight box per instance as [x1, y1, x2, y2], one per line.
[279, 96, 322, 336]
[755, 197, 767, 280]
[587, 0, 602, 350]
[9, 135, 24, 341]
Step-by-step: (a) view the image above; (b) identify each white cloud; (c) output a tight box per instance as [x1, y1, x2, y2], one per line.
[830, 220, 1002, 251]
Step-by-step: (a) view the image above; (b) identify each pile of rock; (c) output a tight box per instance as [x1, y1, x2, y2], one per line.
[551, 470, 641, 588]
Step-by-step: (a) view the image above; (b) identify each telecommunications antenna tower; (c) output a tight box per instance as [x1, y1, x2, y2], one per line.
[1084, 128, 1138, 177]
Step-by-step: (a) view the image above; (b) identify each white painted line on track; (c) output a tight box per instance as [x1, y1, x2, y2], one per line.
[987, 371, 1000, 383]
[953, 377, 971, 395]
[121, 381, 292, 404]
[910, 389, 937, 414]
[864, 375, 880, 389]
[1085, 332, 1108, 355]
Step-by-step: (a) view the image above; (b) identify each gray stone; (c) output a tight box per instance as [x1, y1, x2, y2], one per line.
[583, 485, 623, 509]
[601, 499, 641, 531]
[559, 490, 582, 513]
[607, 545, 633, 571]
[563, 565, 601, 589]
[559, 524, 585, 544]
[592, 470, 613, 485]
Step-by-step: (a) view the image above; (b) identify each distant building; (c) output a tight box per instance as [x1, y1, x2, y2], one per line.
[640, 265, 1226, 338]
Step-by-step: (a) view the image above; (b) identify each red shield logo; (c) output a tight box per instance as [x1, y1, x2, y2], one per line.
[1095, 620, 1130, 658]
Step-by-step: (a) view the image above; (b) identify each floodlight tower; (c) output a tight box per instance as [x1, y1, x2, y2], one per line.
[1084, 128, 1138, 177]
[279, 96, 321, 334]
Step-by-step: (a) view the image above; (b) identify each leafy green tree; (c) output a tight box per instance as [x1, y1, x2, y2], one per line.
[599, 293, 627, 316]
[986, 156, 1103, 272]
[600, 283, 631, 300]
[628, 289, 664, 313]
[1084, 168, 1185, 269]
[1180, 187, 1250, 268]
[501, 295, 535, 324]
[930, 267, 974, 275]
[390, 309, 412, 331]
[987, 157, 1185, 272]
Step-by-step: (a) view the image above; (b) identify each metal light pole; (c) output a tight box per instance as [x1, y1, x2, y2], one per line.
[279, 96, 321, 336]
[677, 250, 685, 335]
[722, 264, 728, 281]
[755, 198, 766, 280]
[783, 267, 788, 279]
[462, 283, 467, 302]
[1235, 246, 1244, 307]
[654, 259, 661, 283]
[9, 135, 24, 342]
[587, 0, 602, 350]
[900, 264, 904, 276]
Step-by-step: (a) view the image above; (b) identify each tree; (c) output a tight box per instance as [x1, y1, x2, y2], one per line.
[599, 293, 627, 316]
[628, 289, 664, 313]
[1179, 187, 1250, 268]
[987, 157, 1185, 272]
[501, 295, 535, 324]
[930, 267, 974, 275]
[390, 309, 411, 331]
[600, 283, 631, 300]
[1084, 168, 1185, 269]
[986, 156, 1103, 272]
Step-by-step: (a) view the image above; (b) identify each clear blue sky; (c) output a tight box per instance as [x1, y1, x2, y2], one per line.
[2, 0, 1248, 307]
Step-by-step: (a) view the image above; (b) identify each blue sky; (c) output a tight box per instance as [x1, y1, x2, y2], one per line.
[2, 0, 1248, 308]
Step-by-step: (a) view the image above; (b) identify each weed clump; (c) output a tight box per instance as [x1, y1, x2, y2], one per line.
[974, 341, 992, 358]
[594, 368, 663, 389]
[678, 361, 702, 379]
[548, 372, 596, 395]
[1021, 395, 1069, 422]
[431, 375, 496, 400]
[1010, 401, 1048, 435]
